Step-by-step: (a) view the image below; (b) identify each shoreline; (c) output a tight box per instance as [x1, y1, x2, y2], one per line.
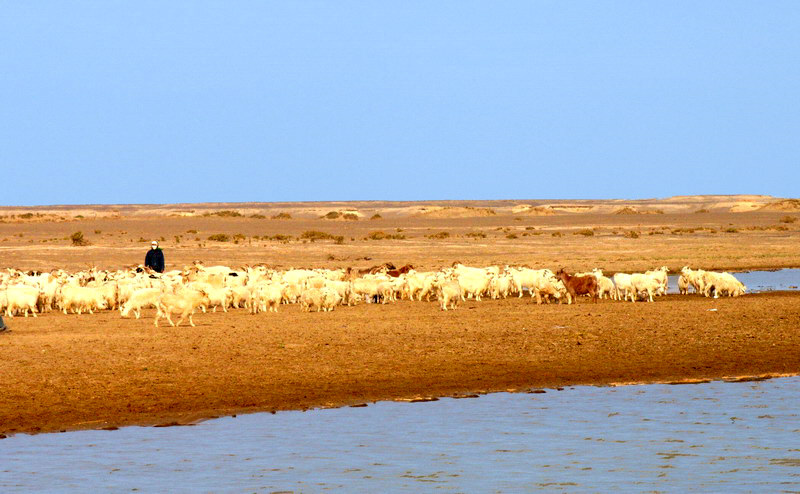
[2, 291, 799, 437]
[3, 372, 799, 438]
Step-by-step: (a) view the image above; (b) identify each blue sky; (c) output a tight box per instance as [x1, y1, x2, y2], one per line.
[1, 2, 798, 206]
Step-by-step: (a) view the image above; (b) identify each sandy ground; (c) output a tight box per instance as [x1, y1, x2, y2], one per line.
[1, 292, 799, 436]
[0, 196, 799, 274]
[1, 196, 799, 435]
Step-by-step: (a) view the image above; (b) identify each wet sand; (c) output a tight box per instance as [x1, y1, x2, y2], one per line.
[2, 291, 799, 436]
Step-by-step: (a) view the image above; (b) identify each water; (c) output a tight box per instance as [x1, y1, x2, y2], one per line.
[2, 378, 799, 492]
[667, 268, 800, 294]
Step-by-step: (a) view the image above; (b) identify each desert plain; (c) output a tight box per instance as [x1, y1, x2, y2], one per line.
[1, 194, 800, 435]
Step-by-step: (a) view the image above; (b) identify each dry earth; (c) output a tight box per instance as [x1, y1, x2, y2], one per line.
[1, 195, 799, 435]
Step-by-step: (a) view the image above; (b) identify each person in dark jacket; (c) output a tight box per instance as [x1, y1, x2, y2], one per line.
[145, 240, 165, 273]
[0, 316, 7, 332]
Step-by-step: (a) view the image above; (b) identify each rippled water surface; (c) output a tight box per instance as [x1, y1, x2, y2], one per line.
[2, 378, 799, 492]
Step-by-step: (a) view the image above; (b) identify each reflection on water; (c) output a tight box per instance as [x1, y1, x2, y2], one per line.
[667, 268, 800, 294]
[2, 378, 799, 492]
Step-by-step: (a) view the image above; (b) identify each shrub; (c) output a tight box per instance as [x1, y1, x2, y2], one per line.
[19, 213, 34, 219]
[624, 230, 640, 239]
[365, 231, 406, 240]
[506, 233, 518, 239]
[551, 231, 563, 237]
[695, 208, 710, 214]
[271, 212, 292, 220]
[370, 214, 382, 220]
[465, 232, 487, 238]
[207, 234, 231, 242]
[70, 231, 88, 246]
[780, 216, 797, 224]
[186, 229, 198, 234]
[724, 228, 739, 233]
[300, 230, 343, 242]
[232, 233, 246, 243]
[321, 211, 341, 219]
[249, 214, 266, 219]
[94, 230, 102, 234]
[266, 234, 292, 242]
[573, 229, 594, 237]
[342, 213, 359, 221]
[426, 231, 451, 239]
[774, 225, 789, 231]
[204, 210, 243, 218]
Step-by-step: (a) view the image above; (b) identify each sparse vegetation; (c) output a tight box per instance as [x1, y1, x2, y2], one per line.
[624, 230, 640, 239]
[365, 231, 405, 240]
[265, 234, 292, 242]
[271, 212, 292, 220]
[573, 229, 594, 236]
[300, 231, 344, 244]
[249, 214, 266, 219]
[203, 210, 243, 218]
[426, 231, 451, 239]
[551, 231, 563, 237]
[780, 216, 797, 224]
[207, 234, 231, 242]
[724, 228, 739, 233]
[465, 232, 487, 238]
[695, 208, 710, 214]
[322, 211, 341, 219]
[186, 229, 198, 234]
[70, 231, 89, 246]
[370, 213, 383, 220]
[506, 233, 518, 239]
[343, 213, 359, 221]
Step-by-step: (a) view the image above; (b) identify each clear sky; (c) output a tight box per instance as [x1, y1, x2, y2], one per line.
[2, 2, 798, 206]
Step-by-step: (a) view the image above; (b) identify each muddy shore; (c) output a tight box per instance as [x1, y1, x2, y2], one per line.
[2, 291, 799, 436]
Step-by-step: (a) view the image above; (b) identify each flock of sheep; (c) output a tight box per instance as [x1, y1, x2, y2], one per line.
[0, 262, 747, 326]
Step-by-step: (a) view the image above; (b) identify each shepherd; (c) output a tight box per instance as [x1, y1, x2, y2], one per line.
[145, 240, 165, 273]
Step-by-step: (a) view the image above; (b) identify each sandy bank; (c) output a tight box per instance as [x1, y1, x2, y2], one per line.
[1, 291, 798, 436]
